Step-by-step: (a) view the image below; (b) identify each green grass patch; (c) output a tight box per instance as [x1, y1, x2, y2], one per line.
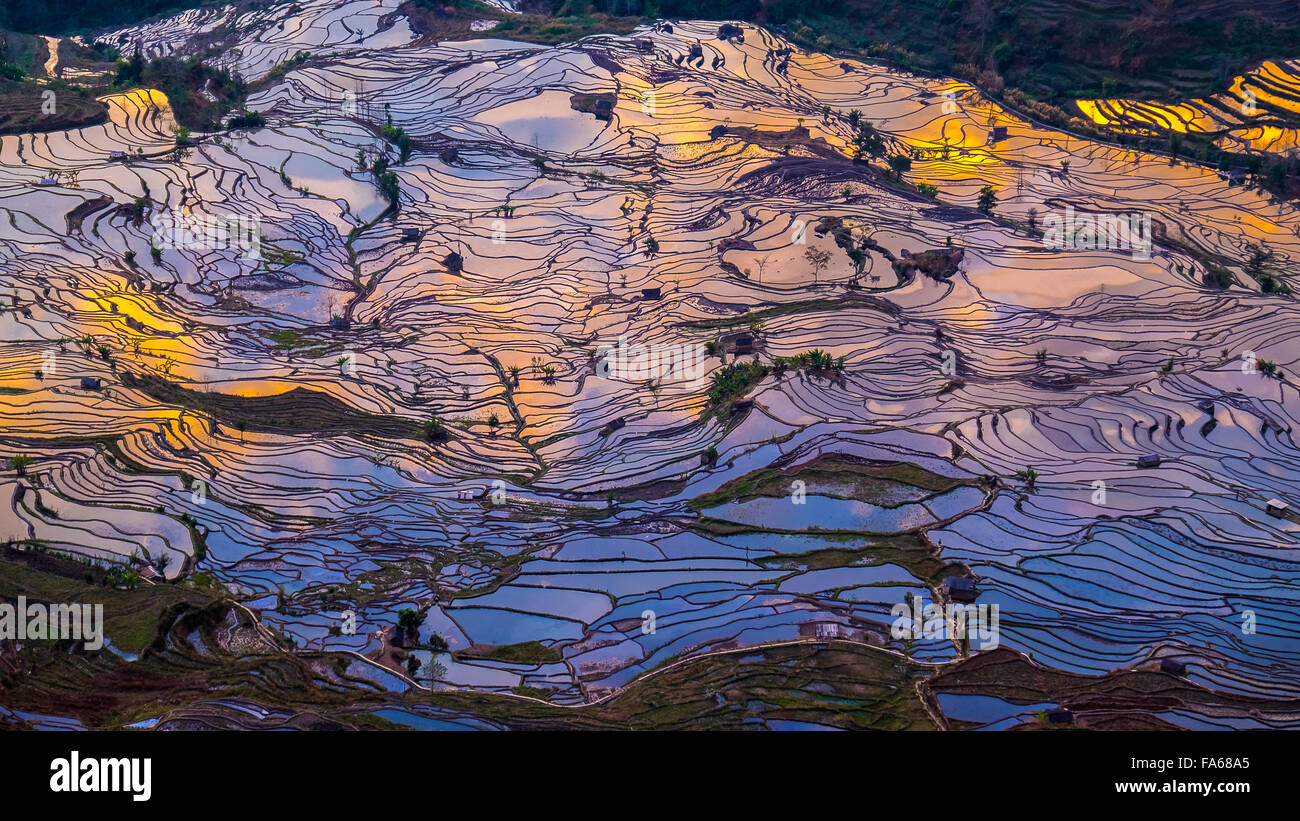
[457, 641, 562, 664]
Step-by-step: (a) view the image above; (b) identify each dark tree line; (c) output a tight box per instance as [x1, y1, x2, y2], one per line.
[0, 0, 220, 34]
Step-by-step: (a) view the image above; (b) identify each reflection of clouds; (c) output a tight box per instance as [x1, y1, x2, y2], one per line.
[2, 12, 1297, 717]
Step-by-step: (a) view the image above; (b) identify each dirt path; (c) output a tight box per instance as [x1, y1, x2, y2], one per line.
[42, 36, 60, 78]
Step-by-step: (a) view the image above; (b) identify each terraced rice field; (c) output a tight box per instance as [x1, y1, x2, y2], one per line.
[1078, 59, 1300, 157]
[1, 1, 1298, 730]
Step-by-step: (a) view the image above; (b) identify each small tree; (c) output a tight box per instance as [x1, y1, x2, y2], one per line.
[977, 185, 998, 214]
[424, 414, 445, 441]
[396, 608, 424, 645]
[426, 415, 452, 441]
[420, 656, 447, 681]
[10, 454, 32, 475]
[804, 248, 831, 284]
[888, 153, 912, 180]
[855, 124, 884, 159]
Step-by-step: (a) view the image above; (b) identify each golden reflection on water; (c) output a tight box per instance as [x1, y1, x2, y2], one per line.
[1076, 60, 1300, 154]
[99, 88, 176, 128]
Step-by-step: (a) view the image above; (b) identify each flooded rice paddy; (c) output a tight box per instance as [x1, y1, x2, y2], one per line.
[1, 3, 1298, 728]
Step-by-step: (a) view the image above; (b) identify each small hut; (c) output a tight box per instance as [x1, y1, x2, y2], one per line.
[716, 23, 744, 42]
[1160, 658, 1186, 676]
[601, 417, 627, 436]
[943, 576, 977, 603]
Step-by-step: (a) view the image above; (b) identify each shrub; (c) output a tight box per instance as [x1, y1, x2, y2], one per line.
[707, 361, 769, 405]
[397, 608, 423, 631]
[423, 414, 446, 441]
[228, 110, 266, 130]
